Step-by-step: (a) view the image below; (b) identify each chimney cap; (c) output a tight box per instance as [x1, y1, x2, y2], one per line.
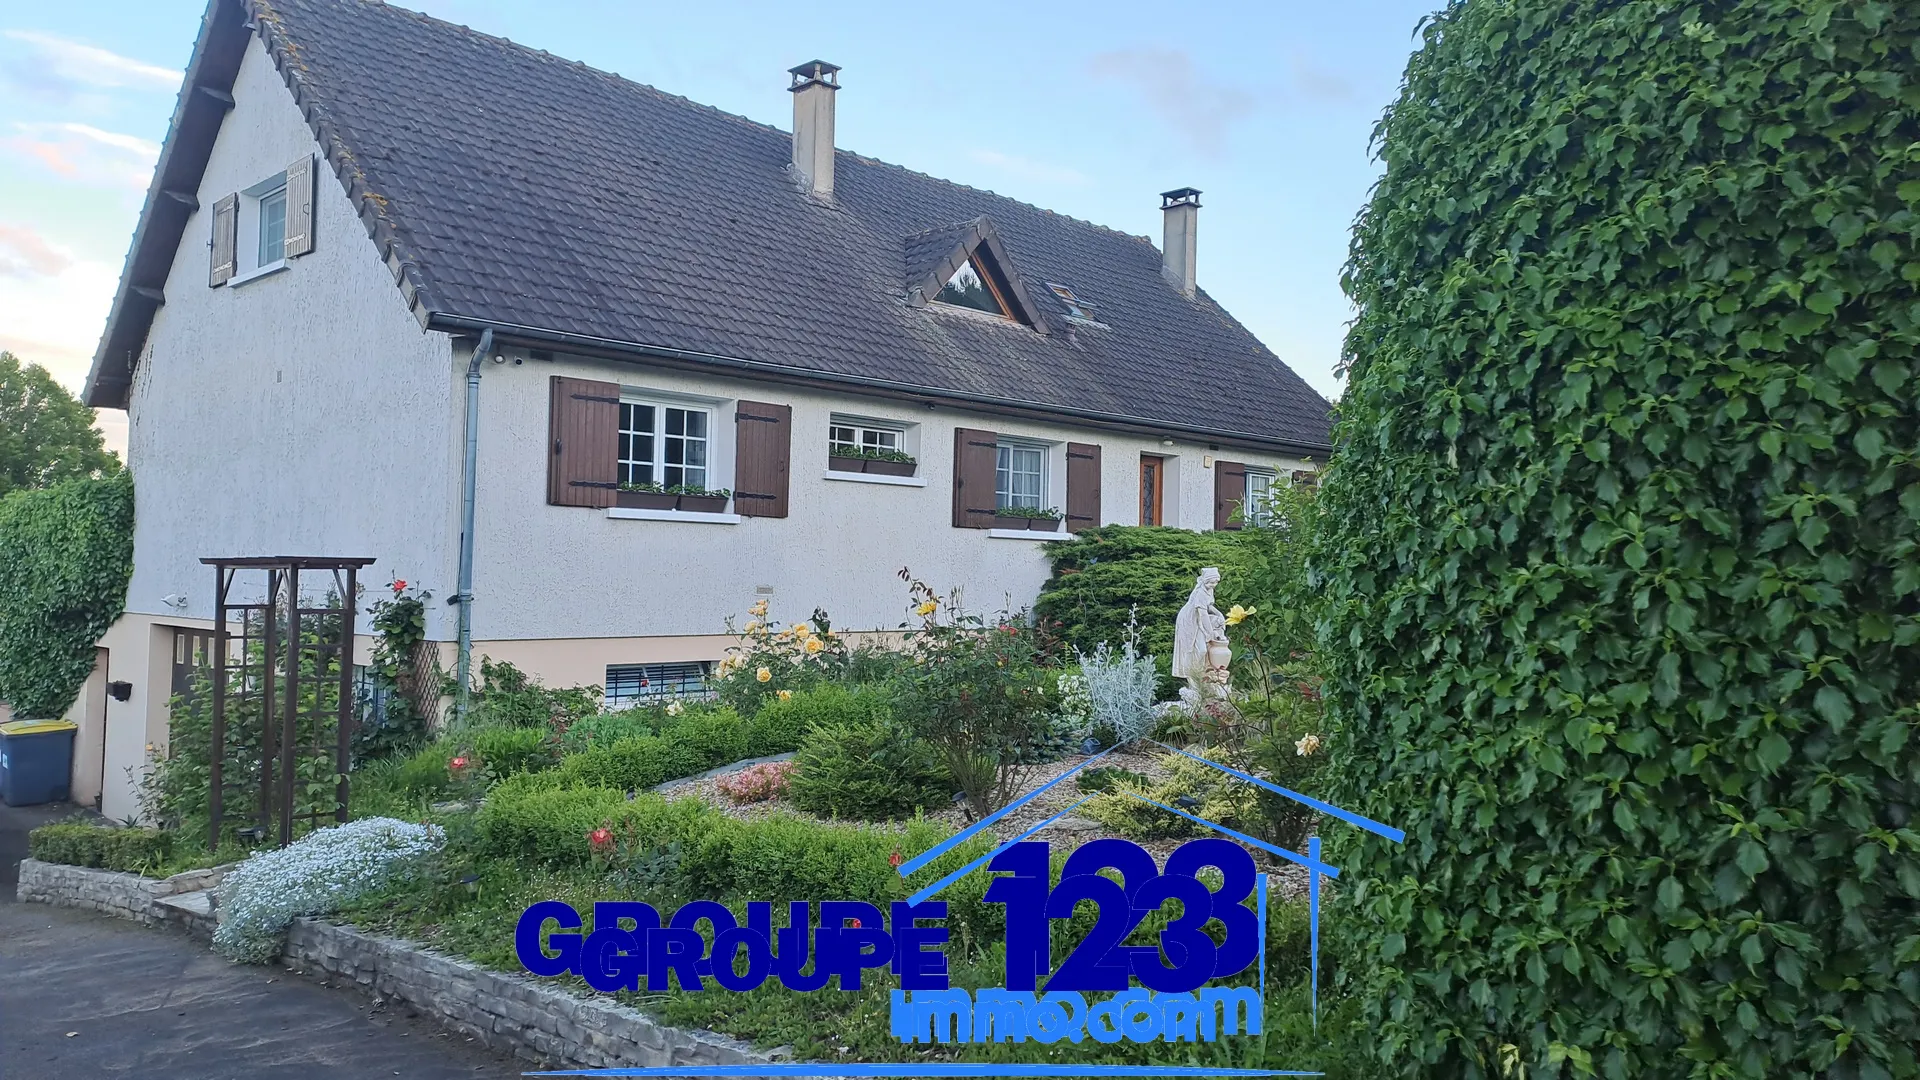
[789, 60, 842, 90]
[1160, 187, 1202, 209]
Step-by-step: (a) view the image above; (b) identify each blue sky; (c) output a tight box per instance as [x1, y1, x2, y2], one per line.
[0, 0, 1439, 451]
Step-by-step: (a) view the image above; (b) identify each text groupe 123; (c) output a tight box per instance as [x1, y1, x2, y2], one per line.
[513, 837, 1268, 1045]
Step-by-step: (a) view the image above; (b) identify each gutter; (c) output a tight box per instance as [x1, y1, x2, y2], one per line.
[425, 313, 1334, 459]
[453, 328, 494, 726]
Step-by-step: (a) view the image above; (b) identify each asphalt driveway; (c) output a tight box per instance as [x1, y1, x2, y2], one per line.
[0, 803, 524, 1079]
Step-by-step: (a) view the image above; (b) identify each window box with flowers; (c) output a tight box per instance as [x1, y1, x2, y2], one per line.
[615, 482, 732, 513]
[616, 481, 678, 510]
[827, 445, 918, 477]
[992, 505, 1062, 532]
[670, 484, 732, 513]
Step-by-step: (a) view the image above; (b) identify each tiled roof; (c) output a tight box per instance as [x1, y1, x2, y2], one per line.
[94, 0, 1334, 452]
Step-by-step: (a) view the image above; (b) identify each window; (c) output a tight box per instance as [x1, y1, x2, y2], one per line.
[829, 421, 902, 456]
[937, 256, 1011, 317]
[1047, 282, 1096, 321]
[996, 442, 1046, 509]
[619, 400, 710, 488]
[256, 187, 287, 268]
[1245, 469, 1276, 526]
[605, 662, 713, 709]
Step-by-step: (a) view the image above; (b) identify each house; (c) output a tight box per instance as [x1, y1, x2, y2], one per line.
[71, 0, 1333, 821]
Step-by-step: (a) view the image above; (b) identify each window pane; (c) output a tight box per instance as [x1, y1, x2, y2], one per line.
[936, 258, 1007, 316]
[1246, 471, 1274, 526]
[257, 189, 286, 266]
[661, 407, 708, 489]
[618, 403, 656, 486]
[997, 444, 1043, 509]
[830, 425, 856, 449]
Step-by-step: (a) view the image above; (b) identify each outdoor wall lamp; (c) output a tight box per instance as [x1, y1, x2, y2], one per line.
[107, 681, 133, 701]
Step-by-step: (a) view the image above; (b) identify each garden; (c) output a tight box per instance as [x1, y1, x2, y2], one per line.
[30, 488, 1365, 1072]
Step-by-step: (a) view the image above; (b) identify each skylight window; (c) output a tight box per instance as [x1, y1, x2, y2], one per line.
[936, 257, 1011, 317]
[1047, 282, 1095, 321]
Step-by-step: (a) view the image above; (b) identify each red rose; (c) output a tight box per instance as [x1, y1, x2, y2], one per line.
[449, 755, 469, 771]
[588, 827, 614, 852]
[888, 850, 903, 868]
[392, 579, 407, 593]
[847, 917, 862, 929]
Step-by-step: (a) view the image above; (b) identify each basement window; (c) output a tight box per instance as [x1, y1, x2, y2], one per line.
[604, 662, 713, 709]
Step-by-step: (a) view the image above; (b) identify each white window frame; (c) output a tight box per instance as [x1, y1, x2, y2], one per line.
[995, 440, 1048, 511]
[231, 170, 289, 283]
[619, 395, 715, 491]
[828, 419, 905, 456]
[1245, 468, 1277, 527]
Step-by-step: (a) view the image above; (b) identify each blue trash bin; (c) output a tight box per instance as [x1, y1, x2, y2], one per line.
[0, 718, 78, 806]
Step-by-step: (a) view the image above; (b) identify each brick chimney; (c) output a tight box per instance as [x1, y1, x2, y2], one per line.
[789, 60, 840, 199]
[1160, 188, 1201, 298]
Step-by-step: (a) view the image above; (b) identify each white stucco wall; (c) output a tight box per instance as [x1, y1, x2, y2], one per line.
[123, 35, 462, 632]
[465, 351, 1313, 651]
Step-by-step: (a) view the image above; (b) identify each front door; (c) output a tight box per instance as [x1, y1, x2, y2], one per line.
[1140, 455, 1165, 526]
[172, 628, 215, 704]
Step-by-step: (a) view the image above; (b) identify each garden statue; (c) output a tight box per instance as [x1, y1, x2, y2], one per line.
[1172, 566, 1232, 700]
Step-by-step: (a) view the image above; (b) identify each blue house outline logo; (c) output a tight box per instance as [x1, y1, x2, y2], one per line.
[895, 740, 1407, 1024]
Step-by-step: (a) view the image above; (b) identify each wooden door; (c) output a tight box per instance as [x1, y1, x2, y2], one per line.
[1140, 455, 1165, 526]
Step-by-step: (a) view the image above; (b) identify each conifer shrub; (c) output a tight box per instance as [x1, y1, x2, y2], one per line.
[1318, 2, 1920, 1076]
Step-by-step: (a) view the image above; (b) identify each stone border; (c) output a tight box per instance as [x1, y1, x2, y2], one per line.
[14, 858, 233, 925]
[16, 859, 787, 1074]
[282, 919, 780, 1071]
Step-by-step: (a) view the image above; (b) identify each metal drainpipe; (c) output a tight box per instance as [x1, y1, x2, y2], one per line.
[454, 328, 494, 727]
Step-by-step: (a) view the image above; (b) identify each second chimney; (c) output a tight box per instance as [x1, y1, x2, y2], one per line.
[1160, 188, 1201, 298]
[789, 60, 840, 199]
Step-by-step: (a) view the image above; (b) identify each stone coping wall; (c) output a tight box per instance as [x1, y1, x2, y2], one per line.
[15, 859, 173, 924]
[282, 920, 782, 1071]
[17, 858, 790, 1074]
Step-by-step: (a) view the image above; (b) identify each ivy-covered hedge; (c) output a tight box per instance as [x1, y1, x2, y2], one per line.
[1318, 2, 1919, 1077]
[0, 472, 133, 718]
[1036, 525, 1247, 660]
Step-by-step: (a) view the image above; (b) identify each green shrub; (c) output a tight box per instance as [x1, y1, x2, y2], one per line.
[391, 743, 456, 800]
[554, 734, 705, 793]
[475, 773, 715, 867]
[1319, 1, 1920, 1075]
[658, 704, 748, 765]
[559, 707, 662, 753]
[469, 725, 554, 780]
[29, 822, 172, 873]
[466, 657, 600, 729]
[1034, 525, 1248, 663]
[744, 683, 885, 759]
[1074, 765, 1151, 794]
[788, 720, 952, 821]
[0, 471, 133, 718]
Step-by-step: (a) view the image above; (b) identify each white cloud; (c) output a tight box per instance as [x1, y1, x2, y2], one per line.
[0, 222, 74, 279]
[968, 149, 1091, 188]
[0, 244, 116, 391]
[1087, 48, 1256, 158]
[5, 120, 159, 191]
[2, 29, 180, 96]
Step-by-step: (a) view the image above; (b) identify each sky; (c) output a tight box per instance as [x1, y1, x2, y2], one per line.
[0, 0, 1442, 457]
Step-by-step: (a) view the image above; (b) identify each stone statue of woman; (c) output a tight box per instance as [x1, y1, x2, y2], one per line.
[1171, 567, 1231, 699]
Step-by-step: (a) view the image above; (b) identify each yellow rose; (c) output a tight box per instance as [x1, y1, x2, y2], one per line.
[790, 622, 811, 639]
[777, 689, 793, 701]
[1295, 733, 1322, 757]
[915, 600, 939, 617]
[756, 666, 772, 683]
[743, 620, 760, 633]
[749, 599, 769, 617]
[804, 637, 824, 654]
[1225, 604, 1257, 626]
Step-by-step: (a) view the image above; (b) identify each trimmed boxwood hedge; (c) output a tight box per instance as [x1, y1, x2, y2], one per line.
[30, 822, 172, 874]
[1317, 1, 1919, 1078]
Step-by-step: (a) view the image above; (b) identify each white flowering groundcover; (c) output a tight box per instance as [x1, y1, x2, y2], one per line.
[213, 817, 445, 963]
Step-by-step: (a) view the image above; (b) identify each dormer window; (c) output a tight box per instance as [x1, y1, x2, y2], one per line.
[936, 255, 1012, 317]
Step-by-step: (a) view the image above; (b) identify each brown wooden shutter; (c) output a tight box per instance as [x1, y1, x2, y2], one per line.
[1213, 460, 1248, 531]
[1065, 442, 1101, 532]
[952, 427, 999, 528]
[283, 154, 315, 258]
[547, 375, 619, 507]
[734, 400, 791, 518]
[209, 193, 237, 286]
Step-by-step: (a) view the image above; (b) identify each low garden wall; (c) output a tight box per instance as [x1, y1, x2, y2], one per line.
[281, 919, 780, 1071]
[16, 858, 785, 1074]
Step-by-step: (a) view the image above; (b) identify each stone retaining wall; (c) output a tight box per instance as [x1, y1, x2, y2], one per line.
[17, 858, 786, 1074]
[281, 920, 781, 1071]
[15, 859, 171, 924]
